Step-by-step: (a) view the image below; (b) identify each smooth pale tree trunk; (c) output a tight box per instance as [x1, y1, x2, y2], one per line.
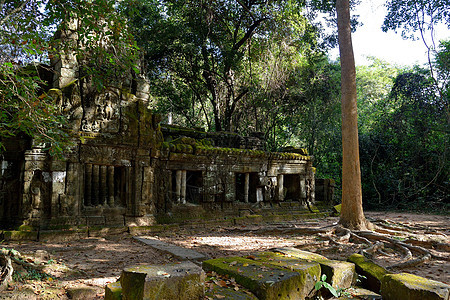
[336, 0, 372, 230]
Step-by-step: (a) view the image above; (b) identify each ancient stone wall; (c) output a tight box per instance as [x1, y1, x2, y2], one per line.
[0, 20, 318, 229]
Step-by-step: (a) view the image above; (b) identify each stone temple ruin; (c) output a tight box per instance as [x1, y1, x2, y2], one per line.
[0, 22, 333, 230]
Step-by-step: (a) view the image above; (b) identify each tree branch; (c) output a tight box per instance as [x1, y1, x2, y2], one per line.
[0, 0, 30, 26]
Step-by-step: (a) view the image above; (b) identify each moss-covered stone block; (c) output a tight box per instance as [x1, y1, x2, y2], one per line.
[347, 253, 389, 293]
[17, 224, 34, 232]
[203, 256, 320, 300]
[381, 273, 450, 300]
[253, 252, 323, 295]
[2, 230, 38, 241]
[269, 249, 355, 289]
[318, 259, 355, 290]
[333, 204, 342, 215]
[120, 261, 205, 300]
[105, 281, 123, 300]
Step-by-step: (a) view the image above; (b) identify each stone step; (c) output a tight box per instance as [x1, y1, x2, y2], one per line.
[202, 256, 321, 300]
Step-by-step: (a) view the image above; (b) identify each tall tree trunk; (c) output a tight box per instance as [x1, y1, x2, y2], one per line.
[336, 0, 372, 230]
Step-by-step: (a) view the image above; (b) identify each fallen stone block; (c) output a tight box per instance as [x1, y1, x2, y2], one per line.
[272, 248, 355, 289]
[347, 253, 389, 293]
[120, 261, 205, 300]
[333, 204, 342, 215]
[105, 281, 122, 300]
[203, 256, 321, 300]
[381, 273, 450, 300]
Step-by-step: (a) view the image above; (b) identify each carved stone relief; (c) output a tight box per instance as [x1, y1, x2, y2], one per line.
[79, 89, 121, 134]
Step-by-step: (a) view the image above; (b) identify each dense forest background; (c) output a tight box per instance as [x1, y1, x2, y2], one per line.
[1, 0, 449, 212]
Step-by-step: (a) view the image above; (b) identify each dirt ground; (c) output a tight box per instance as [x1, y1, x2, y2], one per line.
[1, 211, 448, 299]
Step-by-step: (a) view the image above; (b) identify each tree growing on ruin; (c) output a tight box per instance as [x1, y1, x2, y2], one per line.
[0, 0, 139, 155]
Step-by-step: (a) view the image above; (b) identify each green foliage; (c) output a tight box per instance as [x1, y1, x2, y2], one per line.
[382, 0, 449, 39]
[314, 274, 343, 298]
[0, 0, 140, 155]
[12, 266, 53, 282]
[358, 60, 449, 211]
[128, 0, 326, 132]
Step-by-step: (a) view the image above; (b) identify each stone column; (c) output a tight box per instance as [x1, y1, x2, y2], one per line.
[277, 174, 284, 201]
[107, 166, 115, 206]
[84, 164, 92, 206]
[124, 166, 131, 210]
[224, 171, 235, 203]
[256, 188, 263, 203]
[244, 173, 250, 203]
[100, 165, 107, 205]
[181, 170, 187, 204]
[300, 179, 307, 200]
[175, 170, 182, 203]
[92, 165, 100, 206]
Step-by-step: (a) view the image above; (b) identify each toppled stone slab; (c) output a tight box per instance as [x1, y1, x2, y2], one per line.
[203, 256, 321, 300]
[347, 253, 389, 293]
[381, 273, 450, 300]
[338, 287, 382, 299]
[134, 236, 208, 262]
[118, 261, 205, 300]
[272, 248, 355, 289]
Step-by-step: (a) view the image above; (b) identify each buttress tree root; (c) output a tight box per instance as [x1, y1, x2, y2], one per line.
[0, 248, 47, 291]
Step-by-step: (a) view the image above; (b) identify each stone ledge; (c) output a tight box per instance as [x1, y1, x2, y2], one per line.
[381, 273, 450, 300]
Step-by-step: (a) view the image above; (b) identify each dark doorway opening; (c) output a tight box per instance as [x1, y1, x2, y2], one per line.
[235, 172, 258, 203]
[186, 171, 203, 204]
[284, 174, 301, 201]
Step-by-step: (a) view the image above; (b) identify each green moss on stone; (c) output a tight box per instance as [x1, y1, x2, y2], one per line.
[105, 281, 122, 300]
[262, 250, 355, 289]
[347, 253, 389, 293]
[203, 256, 320, 300]
[381, 273, 450, 300]
[3, 230, 38, 241]
[17, 224, 34, 232]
